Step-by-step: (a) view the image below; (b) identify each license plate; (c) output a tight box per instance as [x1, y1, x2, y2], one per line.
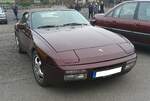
[93, 67, 122, 78]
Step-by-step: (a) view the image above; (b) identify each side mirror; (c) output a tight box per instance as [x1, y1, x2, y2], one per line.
[90, 19, 96, 26]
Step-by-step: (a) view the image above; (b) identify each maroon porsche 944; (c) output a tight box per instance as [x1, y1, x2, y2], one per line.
[15, 8, 136, 86]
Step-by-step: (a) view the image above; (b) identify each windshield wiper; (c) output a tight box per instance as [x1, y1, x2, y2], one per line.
[37, 25, 59, 29]
[62, 23, 88, 27]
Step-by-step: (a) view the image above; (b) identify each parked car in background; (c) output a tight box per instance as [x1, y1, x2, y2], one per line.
[0, 7, 7, 24]
[15, 8, 136, 87]
[93, 0, 150, 45]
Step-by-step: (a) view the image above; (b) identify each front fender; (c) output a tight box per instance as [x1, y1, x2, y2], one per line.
[31, 30, 64, 68]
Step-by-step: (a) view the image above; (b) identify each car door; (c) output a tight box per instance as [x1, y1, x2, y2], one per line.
[18, 12, 32, 53]
[114, 2, 139, 42]
[135, 2, 150, 44]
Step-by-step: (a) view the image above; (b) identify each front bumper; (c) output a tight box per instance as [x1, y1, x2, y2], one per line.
[45, 53, 136, 84]
[64, 59, 136, 81]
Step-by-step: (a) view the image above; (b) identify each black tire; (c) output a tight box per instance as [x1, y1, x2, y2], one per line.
[5, 20, 8, 24]
[32, 51, 49, 87]
[15, 35, 25, 53]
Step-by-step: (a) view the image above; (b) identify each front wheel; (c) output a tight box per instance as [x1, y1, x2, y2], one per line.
[5, 20, 8, 24]
[32, 51, 49, 87]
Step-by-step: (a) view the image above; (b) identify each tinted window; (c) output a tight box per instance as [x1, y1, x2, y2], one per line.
[119, 2, 137, 19]
[138, 2, 150, 21]
[31, 10, 89, 29]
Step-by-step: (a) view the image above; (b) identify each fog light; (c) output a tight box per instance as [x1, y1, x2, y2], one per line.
[125, 61, 136, 70]
[64, 74, 87, 81]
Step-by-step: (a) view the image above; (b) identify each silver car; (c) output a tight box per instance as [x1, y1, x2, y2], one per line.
[0, 7, 7, 24]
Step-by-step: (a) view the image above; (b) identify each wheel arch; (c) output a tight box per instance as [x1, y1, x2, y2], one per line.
[31, 46, 58, 68]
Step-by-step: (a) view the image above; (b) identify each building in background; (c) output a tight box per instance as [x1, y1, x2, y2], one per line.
[0, 0, 15, 3]
[33, 0, 41, 3]
[74, 0, 86, 4]
[0, 0, 15, 9]
[0, 0, 126, 9]
[15, 0, 32, 3]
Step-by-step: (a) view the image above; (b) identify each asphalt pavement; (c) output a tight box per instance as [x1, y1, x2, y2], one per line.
[0, 9, 150, 101]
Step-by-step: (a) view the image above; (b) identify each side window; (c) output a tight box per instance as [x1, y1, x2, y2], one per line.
[119, 2, 137, 19]
[113, 6, 122, 18]
[138, 2, 150, 21]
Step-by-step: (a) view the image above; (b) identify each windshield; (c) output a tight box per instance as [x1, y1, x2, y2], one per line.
[31, 10, 90, 29]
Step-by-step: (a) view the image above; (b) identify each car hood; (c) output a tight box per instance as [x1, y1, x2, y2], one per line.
[34, 26, 127, 52]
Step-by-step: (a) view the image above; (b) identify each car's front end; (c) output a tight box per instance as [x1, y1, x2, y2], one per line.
[34, 26, 137, 84]
[62, 54, 136, 82]
[0, 14, 7, 24]
[40, 51, 136, 84]
[44, 48, 136, 84]
[0, 8, 7, 24]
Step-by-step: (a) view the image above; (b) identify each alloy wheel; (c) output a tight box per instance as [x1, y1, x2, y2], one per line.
[33, 54, 44, 82]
